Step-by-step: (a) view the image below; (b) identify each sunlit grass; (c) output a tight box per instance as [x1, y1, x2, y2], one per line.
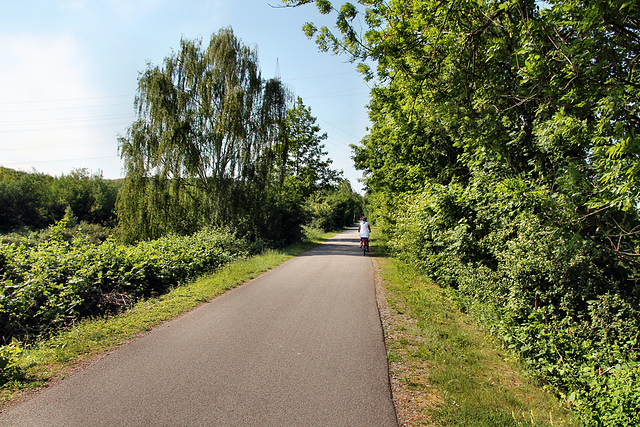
[1, 228, 338, 402]
[375, 246, 579, 426]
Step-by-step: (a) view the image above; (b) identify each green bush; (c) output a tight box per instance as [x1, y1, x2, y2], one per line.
[0, 219, 254, 344]
[305, 181, 363, 231]
[0, 339, 22, 385]
[575, 363, 640, 426]
[384, 180, 640, 425]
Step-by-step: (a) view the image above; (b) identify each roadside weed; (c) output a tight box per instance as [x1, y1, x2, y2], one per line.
[376, 255, 578, 426]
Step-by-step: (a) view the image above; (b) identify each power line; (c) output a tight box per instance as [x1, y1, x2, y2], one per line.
[1, 155, 120, 165]
[0, 94, 135, 107]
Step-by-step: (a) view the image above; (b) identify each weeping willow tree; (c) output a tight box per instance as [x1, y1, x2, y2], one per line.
[117, 27, 294, 242]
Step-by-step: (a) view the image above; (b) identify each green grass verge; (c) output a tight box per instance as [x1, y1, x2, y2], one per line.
[1, 228, 338, 403]
[374, 247, 579, 426]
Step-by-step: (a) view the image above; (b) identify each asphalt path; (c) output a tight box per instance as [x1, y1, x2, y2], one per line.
[0, 226, 397, 426]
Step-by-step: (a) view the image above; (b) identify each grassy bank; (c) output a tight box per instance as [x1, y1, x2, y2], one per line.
[1, 228, 336, 403]
[373, 243, 578, 426]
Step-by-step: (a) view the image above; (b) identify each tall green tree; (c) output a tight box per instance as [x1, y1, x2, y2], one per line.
[283, 97, 342, 198]
[0, 168, 59, 232]
[117, 28, 294, 242]
[306, 178, 363, 230]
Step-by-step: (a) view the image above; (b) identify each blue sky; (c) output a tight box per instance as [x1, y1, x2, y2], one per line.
[0, 0, 371, 192]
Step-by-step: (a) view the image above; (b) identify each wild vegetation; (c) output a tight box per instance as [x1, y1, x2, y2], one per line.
[1, 26, 363, 388]
[376, 242, 578, 426]
[286, 0, 640, 424]
[0, 167, 120, 235]
[0, 219, 257, 343]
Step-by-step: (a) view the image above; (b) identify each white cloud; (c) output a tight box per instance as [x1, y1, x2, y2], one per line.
[61, 0, 88, 10]
[0, 33, 123, 176]
[104, 0, 166, 14]
[0, 33, 95, 101]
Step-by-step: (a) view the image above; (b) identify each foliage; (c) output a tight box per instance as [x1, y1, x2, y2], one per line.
[378, 254, 578, 426]
[0, 167, 121, 234]
[281, 97, 363, 232]
[0, 227, 337, 396]
[117, 29, 349, 246]
[0, 339, 22, 385]
[283, 97, 342, 198]
[0, 219, 255, 345]
[381, 178, 640, 425]
[2, 220, 115, 248]
[0, 168, 59, 232]
[55, 169, 120, 227]
[117, 27, 300, 244]
[305, 179, 364, 230]
[286, 0, 640, 424]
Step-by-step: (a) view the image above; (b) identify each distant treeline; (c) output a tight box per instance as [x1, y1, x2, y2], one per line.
[0, 162, 361, 244]
[0, 167, 120, 234]
[0, 29, 364, 244]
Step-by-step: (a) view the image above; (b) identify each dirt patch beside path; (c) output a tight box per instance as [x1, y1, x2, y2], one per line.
[373, 257, 443, 426]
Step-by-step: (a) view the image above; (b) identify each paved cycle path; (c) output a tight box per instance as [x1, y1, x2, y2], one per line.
[0, 227, 397, 426]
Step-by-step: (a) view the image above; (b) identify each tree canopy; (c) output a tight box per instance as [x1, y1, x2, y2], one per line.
[0, 167, 119, 233]
[117, 27, 357, 244]
[284, 97, 342, 198]
[118, 28, 296, 242]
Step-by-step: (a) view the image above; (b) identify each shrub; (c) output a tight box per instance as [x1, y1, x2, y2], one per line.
[0, 339, 23, 386]
[383, 179, 640, 425]
[0, 220, 254, 344]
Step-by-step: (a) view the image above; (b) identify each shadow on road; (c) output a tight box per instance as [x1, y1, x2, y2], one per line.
[299, 229, 378, 258]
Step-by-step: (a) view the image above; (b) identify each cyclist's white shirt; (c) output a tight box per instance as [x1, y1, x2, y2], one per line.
[359, 221, 370, 238]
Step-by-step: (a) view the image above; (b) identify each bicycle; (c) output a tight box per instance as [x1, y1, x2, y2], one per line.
[361, 237, 369, 256]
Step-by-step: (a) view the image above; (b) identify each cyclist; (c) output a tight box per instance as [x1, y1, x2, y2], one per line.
[358, 216, 371, 252]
